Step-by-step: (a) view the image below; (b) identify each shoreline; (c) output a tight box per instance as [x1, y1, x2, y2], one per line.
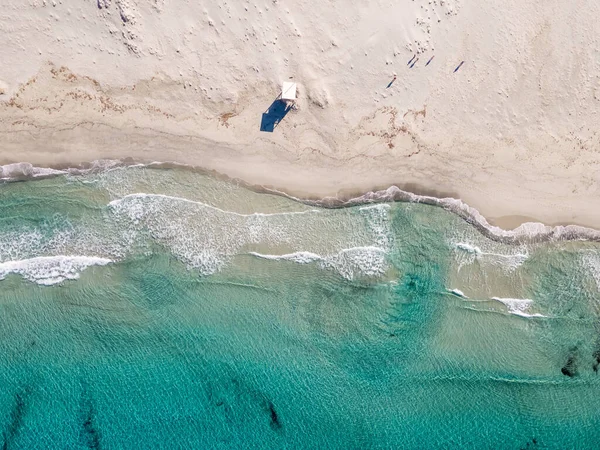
[2, 118, 599, 234]
[2, 0, 600, 248]
[3, 158, 600, 245]
[2, 72, 599, 234]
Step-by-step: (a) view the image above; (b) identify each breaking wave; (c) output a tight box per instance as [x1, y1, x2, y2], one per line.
[313, 186, 600, 244]
[0, 255, 112, 286]
[249, 246, 388, 280]
[492, 297, 546, 318]
[3, 160, 600, 245]
[452, 241, 528, 272]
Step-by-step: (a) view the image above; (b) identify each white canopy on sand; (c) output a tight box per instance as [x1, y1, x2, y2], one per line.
[281, 82, 297, 101]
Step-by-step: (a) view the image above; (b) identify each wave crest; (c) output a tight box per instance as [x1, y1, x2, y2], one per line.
[313, 186, 600, 244]
[4, 160, 600, 244]
[249, 246, 387, 280]
[492, 297, 546, 318]
[0, 255, 112, 286]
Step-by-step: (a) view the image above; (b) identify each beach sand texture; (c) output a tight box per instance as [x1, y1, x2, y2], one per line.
[1, 0, 600, 228]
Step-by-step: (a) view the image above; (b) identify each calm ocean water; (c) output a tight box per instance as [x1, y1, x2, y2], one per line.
[0, 165, 599, 449]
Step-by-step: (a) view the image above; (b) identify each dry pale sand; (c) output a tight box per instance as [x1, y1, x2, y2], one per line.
[1, 0, 600, 229]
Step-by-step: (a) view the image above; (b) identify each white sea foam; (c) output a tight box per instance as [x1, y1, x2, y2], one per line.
[249, 251, 322, 264]
[336, 185, 600, 243]
[453, 241, 528, 272]
[582, 252, 600, 291]
[359, 204, 391, 212]
[0, 255, 112, 286]
[492, 297, 545, 318]
[107, 193, 323, 275]
[6, 160, 600, 245]
[455, 243, 481, 254]
[0, 224, 77, 263]
[108, 193, 320, 219]
[0, 162, 67, 181]
[448, 288, 468, 298]
[107, 192, 383, 277]
[327, 246, 387, 280]
[249, 246, 387, 280]
[359, 203, 394, 250]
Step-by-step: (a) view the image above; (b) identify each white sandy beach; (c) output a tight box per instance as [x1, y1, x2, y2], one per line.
[1, 0, 600, 229]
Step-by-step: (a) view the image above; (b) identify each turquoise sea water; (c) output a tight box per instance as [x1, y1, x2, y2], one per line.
[1, 165, 599, 449]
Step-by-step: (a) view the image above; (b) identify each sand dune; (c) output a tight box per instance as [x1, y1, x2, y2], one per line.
[1, 0, 600, 228]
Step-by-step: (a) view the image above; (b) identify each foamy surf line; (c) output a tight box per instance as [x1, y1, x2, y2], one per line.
[0, 255, 112, 286]
[0, 160, 211, 182]
[491, 297, 547, 318]
[452, 242, 529, 270]
[447, 288, 468, 298]
[448, 292, 548, 319]
[306, 187, 600, 245]
[248, 246, 388, 280]
[454, 242, 527, 260]
[0, 162, 68, 181]
[3, 159, 600, 244]
[108, 193, 320, 218]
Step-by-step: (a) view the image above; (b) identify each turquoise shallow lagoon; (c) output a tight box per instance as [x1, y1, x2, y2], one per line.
[1, 165, 599, 449]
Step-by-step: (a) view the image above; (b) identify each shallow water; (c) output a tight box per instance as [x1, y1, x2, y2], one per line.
[1, 166, 599, 449]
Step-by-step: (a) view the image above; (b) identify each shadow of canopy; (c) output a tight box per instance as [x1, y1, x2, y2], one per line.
[260, 99, 291, 132]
